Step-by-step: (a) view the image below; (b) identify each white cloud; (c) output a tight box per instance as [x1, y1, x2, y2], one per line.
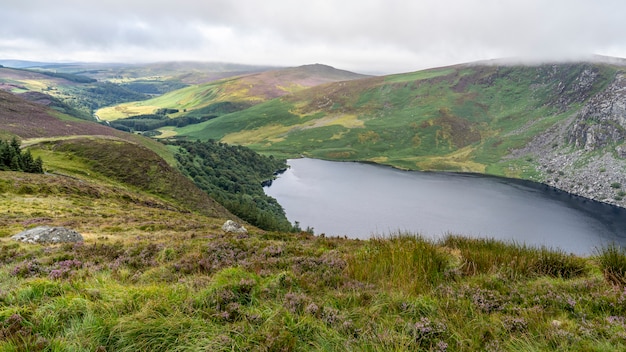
[1, 0, 626, 73]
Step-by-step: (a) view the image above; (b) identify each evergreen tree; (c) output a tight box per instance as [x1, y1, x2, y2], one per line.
[0, 138, 44, 173]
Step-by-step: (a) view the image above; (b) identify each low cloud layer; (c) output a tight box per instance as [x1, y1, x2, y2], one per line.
[2, 0, 625, 73]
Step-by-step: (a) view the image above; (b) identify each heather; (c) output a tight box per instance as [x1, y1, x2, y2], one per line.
[2, 225, 626, 351]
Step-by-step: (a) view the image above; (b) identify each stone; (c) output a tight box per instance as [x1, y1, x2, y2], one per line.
[221, 220, 247, 234]
[617, 145, 626, 159]
[12, 226, 84, 244]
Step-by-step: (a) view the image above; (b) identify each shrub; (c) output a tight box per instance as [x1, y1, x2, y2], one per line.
[534, 247, 588, 279]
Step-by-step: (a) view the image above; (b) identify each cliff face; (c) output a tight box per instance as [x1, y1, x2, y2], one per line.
[511, 67, 626, 206]
[568, 72, 626, 151]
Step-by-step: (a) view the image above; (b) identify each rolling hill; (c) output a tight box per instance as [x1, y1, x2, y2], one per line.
[0, 65, 148, 120]
[167, 58, 626, 207]
[0, 89, 175, 162]
[95, 64, 369, 121]
[0, 88, 298, 231]
[0, 89, 125, 139]
[0, 61, 276, 122]
[0, 89, 234, 219]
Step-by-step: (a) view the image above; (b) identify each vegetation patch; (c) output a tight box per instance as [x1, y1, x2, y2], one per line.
[597, 244, 626, 286]
[172, 139, 293, 231]
[346, 234, 452, 294]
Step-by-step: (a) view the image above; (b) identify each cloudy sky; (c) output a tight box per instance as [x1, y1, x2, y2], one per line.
[2, 0, 625, 74]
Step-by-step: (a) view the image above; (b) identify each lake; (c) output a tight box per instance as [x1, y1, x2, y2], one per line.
[264, 158, 626, 255]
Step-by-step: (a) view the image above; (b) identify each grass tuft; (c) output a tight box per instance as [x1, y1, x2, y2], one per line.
[346, 233, 452, 294]
[597, 244, 626, 286]
[442, 235, 587, 280]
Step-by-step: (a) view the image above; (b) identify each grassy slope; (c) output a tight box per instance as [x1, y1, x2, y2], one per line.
[2, 176, 626, 351]
[96, 64, 369, 121]
[1, 85, 626, 350]
[4, 62, 626, 350]
[35, 137, 232, 219]
[0, 89, 177, 165]
[176, 62, 619, 179]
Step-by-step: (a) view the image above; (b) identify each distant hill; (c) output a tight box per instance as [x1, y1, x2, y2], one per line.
[0, 59, 56, 68]
[96, 64, 369, 121]
[0, 66, 149, 120]
[0, 89, 234, 220]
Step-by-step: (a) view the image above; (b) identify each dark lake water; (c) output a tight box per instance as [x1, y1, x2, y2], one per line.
[264, 158, 626, 255]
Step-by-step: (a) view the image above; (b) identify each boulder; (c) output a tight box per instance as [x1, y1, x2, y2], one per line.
[222, 220, 247, 234]
[12, 226, 84, 244]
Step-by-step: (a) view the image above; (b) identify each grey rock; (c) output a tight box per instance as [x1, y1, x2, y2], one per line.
[222, 220, 247, 234]
[12, 226, 84, 244]
[616, 145, 626, 159]
[568, 73, 626, 150]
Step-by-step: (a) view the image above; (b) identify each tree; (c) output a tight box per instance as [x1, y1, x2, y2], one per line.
[0, 138, 44, 173]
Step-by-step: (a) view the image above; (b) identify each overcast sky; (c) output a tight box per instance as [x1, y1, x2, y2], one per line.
[2, 0, 625, 74]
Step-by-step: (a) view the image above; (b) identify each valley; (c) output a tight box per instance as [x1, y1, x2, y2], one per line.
[95, 58, 626, 208]
[2, 57, 626, 350]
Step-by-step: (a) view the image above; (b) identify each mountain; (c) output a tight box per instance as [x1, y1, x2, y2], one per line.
[166, 59, 626, 207]
[96, 64, 369, 121]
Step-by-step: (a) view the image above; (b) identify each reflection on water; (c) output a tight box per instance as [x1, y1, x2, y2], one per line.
[264, 158, 626, 255]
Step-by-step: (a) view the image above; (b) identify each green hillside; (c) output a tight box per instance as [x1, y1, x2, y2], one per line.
[0, 62, 272, 122]
[3, 63, 626, 350]
[96, 64, 368, 122]
[173, 62, 617, 174]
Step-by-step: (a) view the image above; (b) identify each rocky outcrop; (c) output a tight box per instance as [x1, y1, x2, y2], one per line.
[222, 220, 248, 235]
[507, 70, 626, 207]
[568, 72, 626, 150]
[12, 226, 84, 244]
